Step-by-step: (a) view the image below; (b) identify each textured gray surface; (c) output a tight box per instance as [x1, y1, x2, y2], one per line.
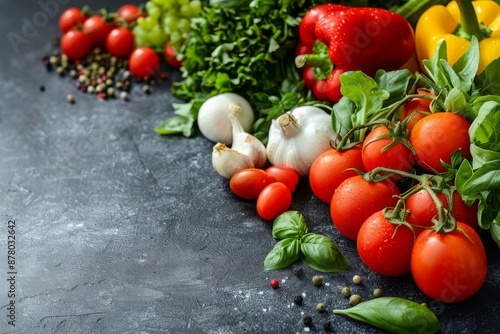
[1, 0, 500, 333]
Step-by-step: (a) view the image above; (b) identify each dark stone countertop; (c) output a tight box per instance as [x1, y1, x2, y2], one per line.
[1, 1, 499, 333]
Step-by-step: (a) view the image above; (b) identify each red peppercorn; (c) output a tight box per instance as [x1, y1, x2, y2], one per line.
[269, 279, 279, 289]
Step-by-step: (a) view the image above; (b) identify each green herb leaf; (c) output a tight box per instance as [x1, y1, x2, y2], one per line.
[337, 71, 390, 141]
[300, 233, 349, 272]
[444, 87, 467, 113]
[374, 69, 413, 107]
[154, 103, 196, 137]
[476, 58, 500, 95]
[451, 36, 479, 94]
[333, 297, 439, 334]
[272, 210, 308, 240]
[264, 238, 301, 270]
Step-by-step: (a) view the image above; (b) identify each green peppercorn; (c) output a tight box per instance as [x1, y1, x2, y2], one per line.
[421, 302, 429, 308]
[303, 315, 312, 327]
[350, 294, 362, 306]
[352, 275, 362, 285]
[107, 87, 115, 98]
[341, 287, 351, 298]
[312, 275, 323, 287]
[373, 288, 383, 298]
[316, 303, 326, 312]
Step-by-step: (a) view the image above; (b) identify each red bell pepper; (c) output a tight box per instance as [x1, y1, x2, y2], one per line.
[296, 4, 416, 103]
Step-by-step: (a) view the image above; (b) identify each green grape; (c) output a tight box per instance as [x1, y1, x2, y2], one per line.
[177, 18, 190, 34]
[149, 25, 167, 47]
[189, 1, 202, 16]
[134, 0, 201, 48]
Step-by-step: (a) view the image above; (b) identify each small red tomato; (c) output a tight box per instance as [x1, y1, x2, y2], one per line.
[60, 30, 92, 61]
[230, 168, 268, 200]
[361, 124, 415, 179]
[401, 89, 434, 131]
[357, 210, 415, 277]
[83, 15, 115, 47]
[410, 112, 471, 173]
[411, 222, 487, 303]
[265, 166, 299, 193]
[330, 175, 400, 240]
[163, 43, 183, 69]
[106, 27, 135, 59]
[309, 146, 365, 204]
[129, 47, 160, 78]
[257, 182, 292, 221]
[117, 4, 146, 24]
[59, 7, 86, 34]
[270, 279, 279, 289]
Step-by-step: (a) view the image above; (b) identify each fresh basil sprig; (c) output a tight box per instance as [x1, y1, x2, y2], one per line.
[333, 297, 439, 334]
[264, 211, 349, 272]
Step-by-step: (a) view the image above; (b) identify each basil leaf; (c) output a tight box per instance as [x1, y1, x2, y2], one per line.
[264, 238, 301, 270]
[423, 40, 450, 90]
[470, 142, 500, 170]
[154, 103, 196, 137]
[300, 233, 349, 272]
[491, 221, 500, 249]
[460, 160, 500, 194]
[468, 101, 500, 145]
[331, 97, 355, 140]
[476, 58, 500, 95]
[444, 87, 467, 114]
[272, 210, 308, 240]
[338, 71, 390, 141]
[333, 297, 439, 334]
[451, 35, 479, 94]
[375, 69, 413, 107]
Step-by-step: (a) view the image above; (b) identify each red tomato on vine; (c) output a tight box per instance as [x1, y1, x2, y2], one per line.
[411, 222, 487, 303]
[330, 175, 400, 240]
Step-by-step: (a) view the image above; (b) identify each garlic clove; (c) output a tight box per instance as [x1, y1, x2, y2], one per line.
[212, 143, 255, 178]
[228, 114, 267, 168]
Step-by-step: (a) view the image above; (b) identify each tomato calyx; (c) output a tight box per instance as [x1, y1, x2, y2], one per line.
[366, 168, 459, 234]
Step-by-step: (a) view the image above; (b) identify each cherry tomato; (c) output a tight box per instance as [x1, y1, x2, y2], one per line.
[411, 222, 487, 303]
[59, 7, 86, 34]
[60, 30, 92, 61]
[229, 168, 268, 200]
[357, 210, 415, 277]
[309, 146, 365, 204]
[400, 89, 434, 131]
[410, 112, 471, 173]
[405, 189, 479, 234]
[256, 182, 292, 221]
[82, 15, 115, 47]
[129, 47, 160, 78]
[163, 44, 183, 69]
[117, 4, 146, 24]
[330, 175, 400, 240]
[312, 79, 329, 102]
[106, 27, 135, 59]
[264, 166, 299, 193]
[361, 124, 415, 179]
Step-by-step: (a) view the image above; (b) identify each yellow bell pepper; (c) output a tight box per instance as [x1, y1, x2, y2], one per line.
[416, 0, 500, 74]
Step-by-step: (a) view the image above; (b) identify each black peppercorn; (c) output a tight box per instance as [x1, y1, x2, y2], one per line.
[323, 320, 333, 331]
[293, 295, 303, 305]
[303, 315, 312, 327]
[293, 266, 304, 277]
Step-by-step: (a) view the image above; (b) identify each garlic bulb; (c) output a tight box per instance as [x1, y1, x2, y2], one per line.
[266, 106, 337, 177]
[197, 92, 254, 145]
[212, 143, 254, 178]
[228, 114, 267, 168]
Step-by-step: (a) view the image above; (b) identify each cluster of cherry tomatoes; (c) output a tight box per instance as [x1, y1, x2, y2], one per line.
[308, 90, 486, 303]
[58, 5, 181, 79]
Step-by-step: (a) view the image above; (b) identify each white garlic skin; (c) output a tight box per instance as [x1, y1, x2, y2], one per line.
[228, 114, 267, 168]
[197, 93, 254, 145]
[266, 106, 337, 177]
[212, 143, 254, 178]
